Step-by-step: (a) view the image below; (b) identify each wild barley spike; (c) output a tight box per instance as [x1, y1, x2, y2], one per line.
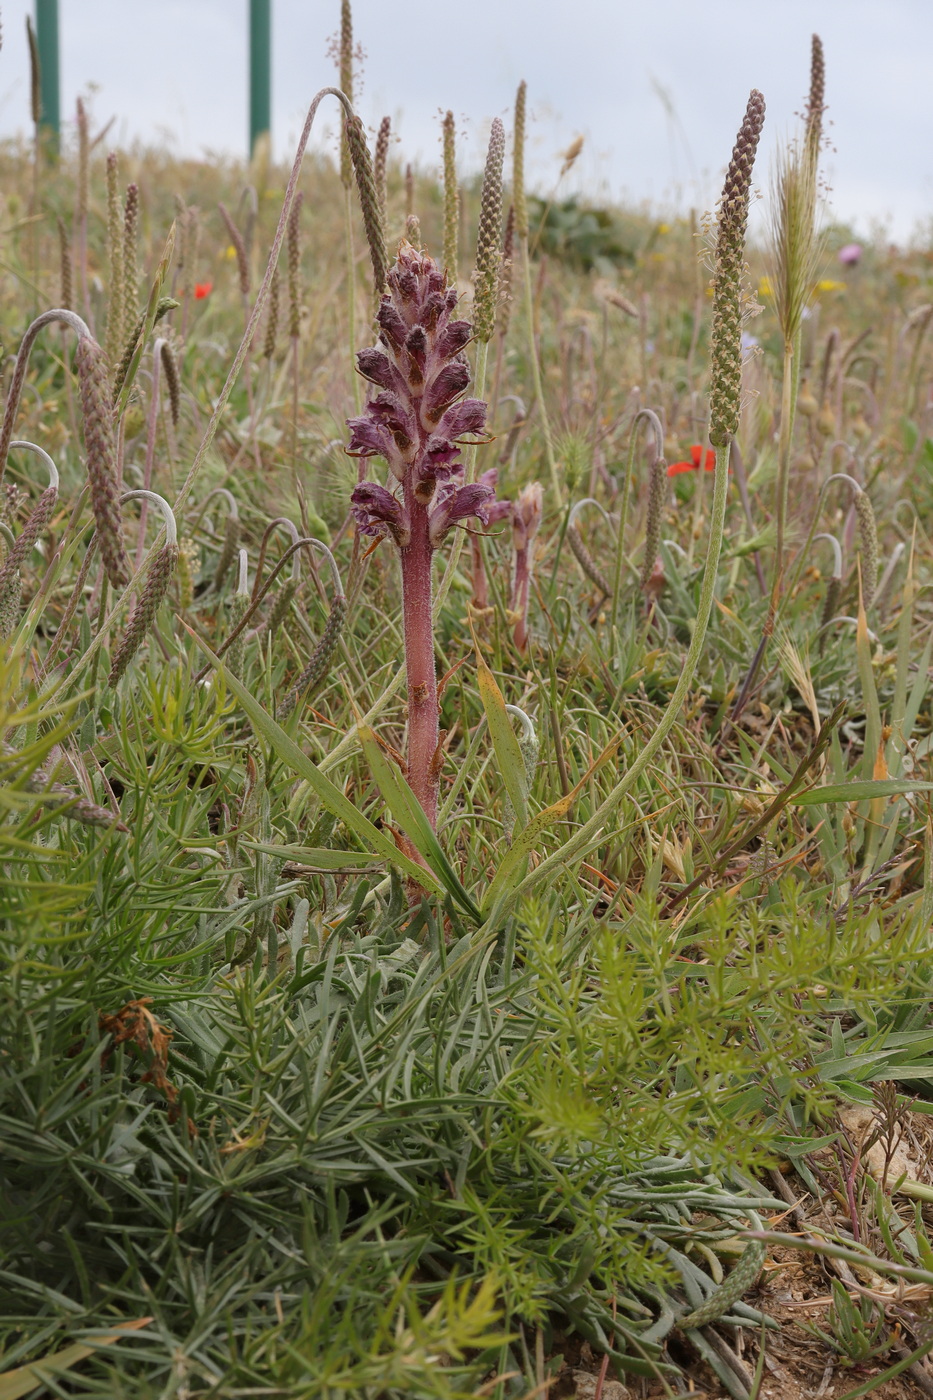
[346, 114, 388, 300]
[265, 578, 298, 638]
[176, 537, 197, 610]
[0, 484, 58, 612]
[339, 0, 354, 188]
[498, 205, 515, 338]
[279, 593, 348, 717]
[855, 489, 878, 610]
[113, 298, 178, 398]
[57, 217, 73, 311]
[473, 118, 506, 344]
[568, 520, 612, 596]
[26, 18, 40, 127]
[181, 205, 199, 309]
[263, 267, 280, 360]
[708, 90, 766, 449]
[287, 191, 303, 340]
[109, 542, 178, 685]
[76, 98, 88, 229]
[639, 453, 668, 592]
[213, 512, 241, 591]
[442, 111, 459, 278]
[218, 202, 250, 297]
[806, 34, 825, 164]
[122, 183, 140, 346]
[374, 116, 391, 232]
[513, 81, 529, 240]
[75, 337, 130, 589]
[105, 154, 123, 364]
[160, 341, 181, 427]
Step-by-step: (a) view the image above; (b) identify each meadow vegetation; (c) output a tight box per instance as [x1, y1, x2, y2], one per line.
[4, 14, 933, 1399]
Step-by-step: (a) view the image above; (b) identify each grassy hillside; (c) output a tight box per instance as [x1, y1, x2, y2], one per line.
[3, 27, 933, 1399]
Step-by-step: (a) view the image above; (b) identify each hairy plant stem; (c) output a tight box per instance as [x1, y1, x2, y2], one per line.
[520, 242, 561, 504]
[487, 439, 731, 924]
[401, 495, 440, 830]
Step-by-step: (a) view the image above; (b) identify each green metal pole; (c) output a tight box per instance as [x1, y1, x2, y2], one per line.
[35, 0, 60, 147]
[249, 0, 271, 157]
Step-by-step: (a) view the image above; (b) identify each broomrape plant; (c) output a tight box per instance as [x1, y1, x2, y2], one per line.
[348, 243, 497, 833]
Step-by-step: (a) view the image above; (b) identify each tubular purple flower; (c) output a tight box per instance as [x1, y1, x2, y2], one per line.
[478, 468, 512, 525]
[346, 241, 497, 840]
[429, 478, 496, 545]
[351, 481, 411, 547]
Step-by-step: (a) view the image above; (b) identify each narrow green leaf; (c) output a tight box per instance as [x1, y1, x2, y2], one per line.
[357, 725, 481, 920]
[242, 840, 381, 870]
[475, 654, 529, 831]
[186, 628, 444, 897]
[792, 779, 933, 806]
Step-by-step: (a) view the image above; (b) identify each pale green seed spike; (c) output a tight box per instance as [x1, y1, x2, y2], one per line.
[513, 81, 528, 241]
[639, 454, 668, 592]
[106, 154, 124, 367]
[855, 489, 878, 611]
[442, 111, 458, 279]
[472, 118, 506, 344]
[339, 0, 353, 188]
[680, 1240, 765, 1329]
[709, 91, 766, 449]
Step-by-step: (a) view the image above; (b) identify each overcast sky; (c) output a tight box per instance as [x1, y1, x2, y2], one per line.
[0, 0, 930, 243]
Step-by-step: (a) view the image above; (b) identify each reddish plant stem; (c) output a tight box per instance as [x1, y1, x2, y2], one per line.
[512, 543, 532, 652]
[400, 494, 439, 832]
[470, 532, 490, 609]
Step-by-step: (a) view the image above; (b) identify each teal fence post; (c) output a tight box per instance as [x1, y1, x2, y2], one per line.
[249, 0, 271, 156]
[35, 0, 60, 148]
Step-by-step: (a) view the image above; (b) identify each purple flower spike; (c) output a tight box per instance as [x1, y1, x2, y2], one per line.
[344, 241, 495, 844]
[351, 482, 410, 547]
[346, 243, 487, 497]
[838, 242, 862, 267]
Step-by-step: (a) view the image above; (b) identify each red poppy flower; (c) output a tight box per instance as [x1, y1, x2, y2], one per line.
[194, 282, 213, 299]
[667, 444, 716, 477]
